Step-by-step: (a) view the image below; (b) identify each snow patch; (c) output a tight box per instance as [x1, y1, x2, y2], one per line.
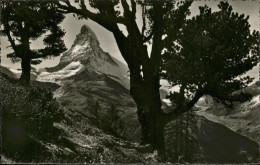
[196, 96, 210, 107]
[144, 150, 158, 161]
[53, 87, 65, 98]
[162, 98, 172, 106]
[123, 74, 130, 79]
[249, 95, 260, 108]
[77, 142, 93, 149]
[9, 68, 38, 79]
[9, 68, 22, 75]
[71, 41, 90, 54]
[160, 79, 180, 93]
[37, 61, 83, 85]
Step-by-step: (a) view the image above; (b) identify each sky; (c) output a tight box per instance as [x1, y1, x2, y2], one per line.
[1, 0, 259, 80]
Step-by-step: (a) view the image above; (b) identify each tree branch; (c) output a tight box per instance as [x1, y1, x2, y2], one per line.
[57, 1, 82, 15]
[57, 0, 146, 66]
[131, 0, 137, 16]
[112, 27, 131, 64]
[162, 87, 206, 125]
[58, 0, 126, 31]
[121, 0, 131, 15]
[3, 22, 20, 57]
[143, 32, 154, 43]
[121, 0, 137, 21]
[79, 0, 87, 11]
[141, 5, 146, 38]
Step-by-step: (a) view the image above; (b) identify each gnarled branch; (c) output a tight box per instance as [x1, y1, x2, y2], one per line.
[143, 32, 154, 43]
[3, 22, 19, 55]
[131, 0, 137, 16]
[162, 87, 206, 125]
[58, 0, 126, 31]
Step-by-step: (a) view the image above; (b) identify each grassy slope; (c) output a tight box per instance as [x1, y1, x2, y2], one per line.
[1, 74, 157, 164]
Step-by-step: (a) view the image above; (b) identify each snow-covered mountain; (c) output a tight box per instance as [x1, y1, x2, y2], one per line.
[36, 25, 139, 141]
[37, 25, 129, 89]
[1, 65, 38, 80]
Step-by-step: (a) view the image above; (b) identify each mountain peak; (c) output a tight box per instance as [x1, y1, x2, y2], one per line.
[80, 24, 96, 38]
[80, 24, 91, 34]
[59, 24, 120, 69]
[76, 24, 100, 46]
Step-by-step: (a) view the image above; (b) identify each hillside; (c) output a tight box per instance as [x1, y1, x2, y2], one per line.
[196, 81, 260, 144]
[1, 74, 158, 164]
[2, 69, 259, 163]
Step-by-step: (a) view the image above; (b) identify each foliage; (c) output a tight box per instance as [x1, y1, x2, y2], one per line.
[89, 102, 125, 138]
[106, 104, 119, 127]
[105, 104, 124, 134]
[2, 74, 63, 133]
[90, 101, 100, 118]
[162, 1, 259, 108]
[165, 111, 204, 163]
[1, 73, 64, 162]
[1, 0, 67, 61]
[1, 0, 67, 84]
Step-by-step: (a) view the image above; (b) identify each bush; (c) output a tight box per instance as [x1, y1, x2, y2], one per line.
[2, 75, 63, 135]
[1, 74, 64, 161]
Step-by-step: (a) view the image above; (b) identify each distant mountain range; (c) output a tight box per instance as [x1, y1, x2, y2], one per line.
[196, 81, 260, 144]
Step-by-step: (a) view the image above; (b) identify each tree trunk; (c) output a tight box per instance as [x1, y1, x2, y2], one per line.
[143, 74, 166, 155]
[148, 111, 166, 155]
[129, 61, 166, 154]
[184, 111, 190, 162]
[112, 22, 166, 154]
[20, 58, 31, 86]
[129, 67, 150, 145]
[136, 105, 149, 144]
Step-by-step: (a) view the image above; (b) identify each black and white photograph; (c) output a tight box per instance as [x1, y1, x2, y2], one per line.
[0, 0, 259, 164]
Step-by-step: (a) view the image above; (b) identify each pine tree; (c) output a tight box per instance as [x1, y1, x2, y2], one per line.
[57, 0, 193, 154]
[165, 111, 200, 163]
[91, 101, 100, 118]
[162, 2, 259, 160]
[2, 0, 67, 85]
[162, 1, 259, 118]
[106, 104, 119, 128]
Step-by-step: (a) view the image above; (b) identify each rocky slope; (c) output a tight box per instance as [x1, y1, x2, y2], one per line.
[196, 81, 260, 144]
[195, 115, 258, 163]
[165, 112, 259, 163]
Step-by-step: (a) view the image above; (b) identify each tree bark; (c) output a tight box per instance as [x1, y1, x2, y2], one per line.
[20, 58, 31, 86]
[145, 84, 166, 154]
[136, 105, 149, 144]
[148, 110, 166, 155]
[19, 32, 31, 86]
[127, 49, 165, 154]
